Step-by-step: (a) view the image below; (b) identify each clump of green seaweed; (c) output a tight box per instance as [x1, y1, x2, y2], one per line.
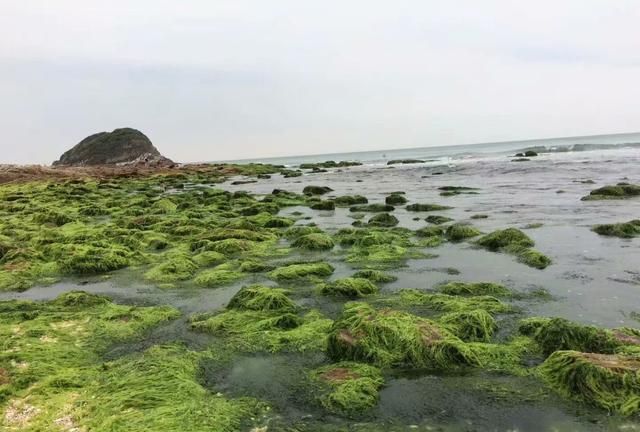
[476, 228, 551, 269]
[592, 220, 640, 238]
[319, 277, 379, 298]
[581, 183, 640, 201]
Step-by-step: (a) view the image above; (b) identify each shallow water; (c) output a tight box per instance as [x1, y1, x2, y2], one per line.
[2, 148, 640, 431]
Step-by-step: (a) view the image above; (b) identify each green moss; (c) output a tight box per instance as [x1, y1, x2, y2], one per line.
[445, 223, 481, 241]
[592, 220, 640, 238]
[319, 278, 378, 298]
[581, 183, 640, 201]
[405, 203, 452, 212]
[227, 285, 297, 312]
[367, 213, 399, 227]
[352, 269, 397, 283]
[193, 268, 245, 287]
[327, 302, 479, 368]
[268, 262, 335, 281]
[519, 317, 619, 356]
[540, 350, 640, 415]
[292, 233, 335, 250]
[437, 281, 511, 297]
[425, 215, 453, 225]
[439, 309, 497, 342]
[312, 362, 383, 414]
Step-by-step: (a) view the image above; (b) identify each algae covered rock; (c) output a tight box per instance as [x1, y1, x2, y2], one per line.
[437, 281, 511, 297]
[425, 215, 454, 225]
[53, 128, 173, 166]
[193, 268, 244, 287]
[334, 195, 368, 206]
[292, 233, 335, 251]
[385, 194, 407, 205]
[406, 203, 453, 212]
[319, 277, 378, 298]
[592, 220, 640, 238]
[540, 351, 640, 415]
[477, 228, 534, 250]
[352, 269, 397, 283]
[440, 309, 497, 342]
[310, 200, 336, 211]
[581, 183, 640, 201]
[303, 185, 334, 195]
[367, 213, 399, 227]
[312, 362, 384, 414]
[445, 223, 481, 241]
[349, 204, 394, 213]
[326, 302, 479, 368]
[227, 285, 297, 312]
[268, 262, 335, 281]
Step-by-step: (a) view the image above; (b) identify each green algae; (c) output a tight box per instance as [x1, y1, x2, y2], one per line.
[440, 309, 497, 342]
[437, 281, 511, 297]
[327, 302, 479, 369]
[581, 183, 640, 201]
[346, 244, 426, 267]
[303, 185, 333, 195]
[445, 223, 481, 241]
[310, 200, 336, 211]
[405, 203, 453, 212]
[227, 284, 297, 312]
[192, 251, 226, 267]
[351, 269, 397, 283]
[519, 317, 620, 356]
[477, 228, 551, 269]
[349, 204, 395, 213]
[334, 195, 368, 206]
[193, 267, 245, 287]
[425, 215, 453, 225]
[319, 277, 379, 298]
[292, 233, 335, 250]
[283, 225, 323, 240]
[268, 262, 335, 281]
[415, 226, 444, 238]
[389, 289, 513, 315]
[540, 350, 640, 415]
[592, 219, 640, 238]
[311, 362, 384, 415]
[385, 194, 407, 205]
[145, 254, 199, 284]
[367, 213, 399, 227]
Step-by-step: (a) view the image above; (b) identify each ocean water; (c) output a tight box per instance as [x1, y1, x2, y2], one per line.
[225, 131, 640, 167]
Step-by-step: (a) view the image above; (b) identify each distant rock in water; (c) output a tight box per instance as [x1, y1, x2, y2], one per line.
[53, 128, 174, 167]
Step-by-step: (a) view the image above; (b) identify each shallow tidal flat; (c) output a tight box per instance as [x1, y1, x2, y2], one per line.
[1, 149, 640, 431]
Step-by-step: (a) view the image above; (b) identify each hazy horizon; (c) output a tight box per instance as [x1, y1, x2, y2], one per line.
[2, 1, 639, 164]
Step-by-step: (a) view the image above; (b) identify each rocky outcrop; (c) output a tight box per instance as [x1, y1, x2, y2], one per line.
[53, 128, 174, 167]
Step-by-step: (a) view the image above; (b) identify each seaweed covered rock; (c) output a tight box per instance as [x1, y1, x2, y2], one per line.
[440, 309, 497, 342]
[292, 233, 335, 250]
[319, 277, 378, 297]
[406, 203, 452, 212]
[193, 268, 244, 287]
[367, 213, 399, 227]
[268, 262, 334, 281]
[387, 159, 424, 165]
[385, 194, 407, 205]
[59, 244, 131, 275]
[352, 269, 397, 283]
[581, 183, 640, 201]
[519, 317, 620, 356]
[437, 281, 511, 297]
[310, 200, 336, 211]
[326, 302, 479, 368]
[334, 195, 368, 206]
[477, 228, 551, 269]
[476, 228, 534, 250]
[227, 285, 297, 312]
[311, 362, 384, 414]
[303, 185, 333, 195]
[145, 255, 199, 283]
[53, 128, 173, 166]
[425, 215, 453, 225]
[349, 204, 394, 213]
[592, 220, 640, 238]
[445, 223, 481, 241]
[540, 351, 640, 415]
[415, 226, 444, 238]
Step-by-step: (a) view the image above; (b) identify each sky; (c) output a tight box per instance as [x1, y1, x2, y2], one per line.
[1, 1, 639, 164]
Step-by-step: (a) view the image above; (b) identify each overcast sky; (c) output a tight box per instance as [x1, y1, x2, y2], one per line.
[1, 1, 639, 164]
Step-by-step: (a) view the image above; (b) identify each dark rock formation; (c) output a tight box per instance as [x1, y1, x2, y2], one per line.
[53, 128, 174, 166]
